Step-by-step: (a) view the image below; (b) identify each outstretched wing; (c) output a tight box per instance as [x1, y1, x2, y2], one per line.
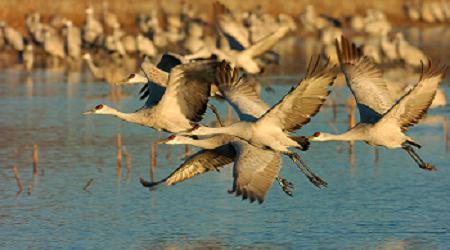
[257, 56, 337, 132]
[150, 145, 235, 186]
[379, 61, 447, 132]
[214, 1, 250, 50]
[229, 140, 281, 204]
[336, 36, 394, 124]
[242, 26, 291, 59]
[216, 61, 269, 121]
[155, 60, 217, 122]
[139, 54, 182, 107]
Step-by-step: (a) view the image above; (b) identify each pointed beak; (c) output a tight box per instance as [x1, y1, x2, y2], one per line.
[154, 138, 171, 144]
[83, 109, 95, 115]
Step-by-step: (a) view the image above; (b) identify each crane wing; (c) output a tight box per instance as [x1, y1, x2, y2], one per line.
[257, 56, 337, 132]
[336, 36, 394, 124]
[155, 60, 217, 123]
[379, 61, 447, 131]
[139, 53, 182, 107]
[216, 61, 269, 121]
[214, 1, 250, 50]
[229, 140, 281, 204]
[140, 145, 235, 187]
[242, 26, 291, 59]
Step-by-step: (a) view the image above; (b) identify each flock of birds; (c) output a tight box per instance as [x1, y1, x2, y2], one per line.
[84, 33, 447, 204]
[2, 2, 448, 204]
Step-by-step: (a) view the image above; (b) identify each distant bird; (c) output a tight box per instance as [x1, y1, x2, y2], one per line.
[82, 7, 104, 46]
[395, 33, 427, 67]
[213, 25, 295, 74]
[136, 34, 157, 58]
[84, 60, 219, 133]
[43, 28, 65, 64]
[183, 58, 338, 186]
[0, 22, 24, 52]
[23, 42, 33, 71]
[82, 53, 128, 84]
[309, 36, 447, 171]
[63, 20, 81, 60]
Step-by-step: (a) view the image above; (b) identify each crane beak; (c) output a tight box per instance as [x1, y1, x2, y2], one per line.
[154, 138, 171, 144]
[83, 109, 95, 115]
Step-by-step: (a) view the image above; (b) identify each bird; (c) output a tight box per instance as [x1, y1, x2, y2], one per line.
[63, 20, 81, 61]
[82, 53, 128, 84]
[141, 62, 319, 202]
[182, 58, 338, 186]
[309, 36, 447, 171]
[83, 60, 220, 133]
[395, 33, 427, 67]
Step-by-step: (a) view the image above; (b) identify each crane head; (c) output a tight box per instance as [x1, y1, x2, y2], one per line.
[83, 104, 115, 115]
[155, 135, 194, 145]
[308, 132, 328, 141]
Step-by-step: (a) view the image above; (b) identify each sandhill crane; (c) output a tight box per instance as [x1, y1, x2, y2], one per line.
[212, 25, 295, 74]
[395, 33, 427, 67]
[82, 7, 103, 47]
[43, 28, 65, 66]
[210, 2, 295, 74]
[136, 34, 157, 58]
[142, 63, 333, 202]
[309, 37, 447, 171]
[63, 20, 81, 60]
[143, 135, 293, 203]
[183, 58, 338, 186]
[0, 22, 24, 52]
[23, 42, 33, 71]
[82, 53, 128, 84]
[84, 60, 220, 133]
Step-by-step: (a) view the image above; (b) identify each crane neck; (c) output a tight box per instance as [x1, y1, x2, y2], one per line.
[316, 129, 367, 142]
[84, 57, 103, 79]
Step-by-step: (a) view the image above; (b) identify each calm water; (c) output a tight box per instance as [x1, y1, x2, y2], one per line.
[0, 68, 449, 249]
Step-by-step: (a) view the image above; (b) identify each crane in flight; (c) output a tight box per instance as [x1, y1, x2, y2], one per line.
[180, 59, 338, 187]
[309, 36, 447, 171]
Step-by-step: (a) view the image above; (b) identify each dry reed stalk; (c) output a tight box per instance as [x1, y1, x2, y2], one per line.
[27, 184, 32, 196]
[123, 146, 132, 174]
[83, 178, 94, 193]
[444, 118, 449, 151]
[347, 97, 356, 154]
[116, 133, 122, 177]
[12, 165, 23, 195]
[32, 144, 38, 176]
[150, 143, 156, 181]
[184, 145, 190, 158]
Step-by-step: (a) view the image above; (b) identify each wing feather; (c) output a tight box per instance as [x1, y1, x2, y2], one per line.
[257, 56, 337, 132]
[229, 140, 281, 204]
[242, 26, 291, 58]
[164, 145, 235, 186]
[216, 61, 269, 121]
[156, 60, 218, 123]
[336, 36, 394, 123]
[379, 61, 447, 131]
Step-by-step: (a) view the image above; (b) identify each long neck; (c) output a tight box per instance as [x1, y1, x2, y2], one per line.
[106, 109, 148, 125]
[180, 136, 227, 150]
[192, 125, 245, 138]
[320, 129, 368, 142]
[85, 58, 103, 79]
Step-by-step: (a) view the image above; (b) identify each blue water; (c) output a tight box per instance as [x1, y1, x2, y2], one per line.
[0, 69, 449, 249]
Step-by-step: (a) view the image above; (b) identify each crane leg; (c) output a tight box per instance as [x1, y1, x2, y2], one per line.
[285, 152, 328, 188]
[402, 145, 436, 171]
[276, 176, 294, 197]
[207, 104, 224, 127]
